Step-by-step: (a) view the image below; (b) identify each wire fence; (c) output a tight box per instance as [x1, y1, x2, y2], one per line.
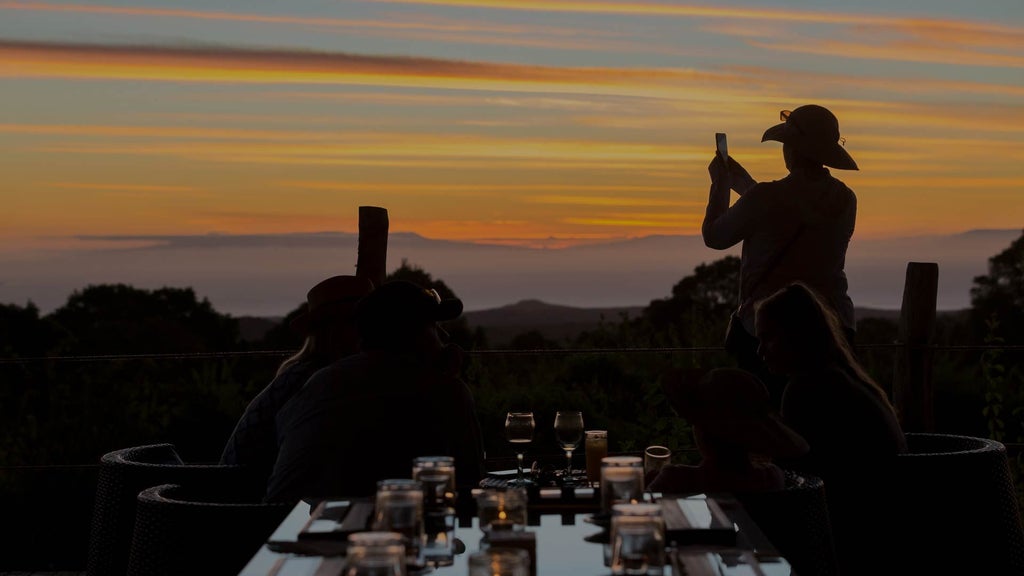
[1, 343, 1022, 364]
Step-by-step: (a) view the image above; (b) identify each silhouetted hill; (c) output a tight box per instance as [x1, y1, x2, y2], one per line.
[237, 315, 282, 342]
[463, 299, 643, 346]
[464, 299, 643, 326]
[236, 302, 966, 347]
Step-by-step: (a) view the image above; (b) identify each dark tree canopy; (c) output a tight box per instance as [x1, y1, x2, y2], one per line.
[0, 302, 65, 357]
[47, 283, 239, 354]
[970, 229, 1024, 344]
[641, 255, 740, 347]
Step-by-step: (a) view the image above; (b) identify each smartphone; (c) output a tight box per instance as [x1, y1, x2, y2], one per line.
[715, 132, 728, 164]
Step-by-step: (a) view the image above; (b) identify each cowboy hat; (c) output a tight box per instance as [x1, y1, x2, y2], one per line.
[662, 367, 809, 459]
[289, 275, 375, 335]
[355, 279, 463, 341]
[761, 104, 858, 170]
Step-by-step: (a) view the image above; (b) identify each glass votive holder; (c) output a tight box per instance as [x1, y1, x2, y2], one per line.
[468, 547, 531, 576]
[345, 532, 408, 576]
[372, 479, 425, 563]
[610, 503, 665, 576]
[412, 455, 457, 510]
[476, 487, 528, 533]
[600, 456, 645, 514]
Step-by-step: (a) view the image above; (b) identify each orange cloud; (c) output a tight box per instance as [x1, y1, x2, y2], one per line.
[0, 1, 665, 55]
[369, 0, 1023, 34]
[523, 194, 700, 208]
[0, 1, 601, 37]
[564, 215, 699, 228]
[750, 39, 1024, 69]
[0, 39, 739, 99]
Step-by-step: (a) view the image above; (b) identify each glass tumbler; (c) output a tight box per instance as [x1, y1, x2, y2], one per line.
[345, 532, 408, 576]
[412, 455, 456, 509]
[585, 430, 609, 486]
[610, 503, 666, 576]
[643, 446, 671, 480]
[468, 548, 530, 576]
[600, 456, 645, 514]
[476, 488, 528, 533]
[372, 479, 425, 564]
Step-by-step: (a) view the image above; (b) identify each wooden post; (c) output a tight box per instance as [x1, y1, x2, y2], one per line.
[356, 206, 389, 288]
[893, 262, 938, 432]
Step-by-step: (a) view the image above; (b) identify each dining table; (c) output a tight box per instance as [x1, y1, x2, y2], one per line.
[238, 482, 794, 576]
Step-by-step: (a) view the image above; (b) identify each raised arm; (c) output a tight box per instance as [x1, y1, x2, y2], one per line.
[701, 155, 760, 249]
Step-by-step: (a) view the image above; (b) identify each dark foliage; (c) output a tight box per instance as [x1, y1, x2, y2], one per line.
[2, 242, 1024, 569]
[49, 284, 240, 354]
[971, 229, 1024, 344]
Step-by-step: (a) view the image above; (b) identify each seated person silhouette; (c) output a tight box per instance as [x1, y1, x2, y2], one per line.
[648, 367, 808, 494]
[220, 275, 373, 490]
[754, 282, 906, 574]
[754, 282, 906, 484]
[265, 280, 486, 503]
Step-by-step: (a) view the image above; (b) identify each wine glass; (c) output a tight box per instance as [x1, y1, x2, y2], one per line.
[505, 412, 535, 486]
[554, 411, 584, 484]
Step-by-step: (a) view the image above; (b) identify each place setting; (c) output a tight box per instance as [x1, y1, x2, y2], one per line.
[480, 410, 591, 492]
[276, 456, 469, 575]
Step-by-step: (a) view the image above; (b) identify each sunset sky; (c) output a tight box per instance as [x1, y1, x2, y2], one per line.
[2, 0, 1022, 255]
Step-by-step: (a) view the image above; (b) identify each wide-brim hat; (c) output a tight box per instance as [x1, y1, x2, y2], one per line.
[355, 280, 463, 339]
[761, 104, 858, 170]
[289, 275, 375, 335]
[662, 367, 809, 460]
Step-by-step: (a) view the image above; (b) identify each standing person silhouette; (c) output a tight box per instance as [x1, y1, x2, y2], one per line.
[220, 275, 373, 491]
[702, 105, 859, 407]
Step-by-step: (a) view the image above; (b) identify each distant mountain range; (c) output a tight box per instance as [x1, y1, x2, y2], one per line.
[238, 299, 917, 346]
[1, 228, 1018, 318]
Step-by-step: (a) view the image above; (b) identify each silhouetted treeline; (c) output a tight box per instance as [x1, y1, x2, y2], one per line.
[0, 231, 1021, 569]
[0, 232, 1022, 469]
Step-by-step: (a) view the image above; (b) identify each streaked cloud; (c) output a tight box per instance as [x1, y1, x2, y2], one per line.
[564, 215, 700, 228]
[523, 194, 701, 208]
[0, 1, 649, 54]
[372, 0, 1021, 32]
[750, 38, 1024, 69]
[0, 39, 741, 99]
[1, 1, 1021, 249]
[48, 182, 200, 193]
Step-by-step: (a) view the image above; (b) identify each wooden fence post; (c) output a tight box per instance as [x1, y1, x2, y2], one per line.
[893, 261, 938, 432]
[356, 206, 389, 288]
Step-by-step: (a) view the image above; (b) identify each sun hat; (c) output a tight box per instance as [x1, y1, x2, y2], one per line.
[355, 280, 463, 343]
[662, 367, 809, 459]
[289, 275, 375, 335]
[761, 104, 858, 170]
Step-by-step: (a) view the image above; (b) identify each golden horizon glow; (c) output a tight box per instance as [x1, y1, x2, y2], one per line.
[1, 1, 1022, 250]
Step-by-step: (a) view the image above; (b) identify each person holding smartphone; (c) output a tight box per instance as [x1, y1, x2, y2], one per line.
[701, 105, 859, 408]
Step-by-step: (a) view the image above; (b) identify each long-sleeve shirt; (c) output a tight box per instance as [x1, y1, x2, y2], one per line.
[702, 168, 857, 333]
[266, 349, 486, 503]
[220, 358, 322, 487]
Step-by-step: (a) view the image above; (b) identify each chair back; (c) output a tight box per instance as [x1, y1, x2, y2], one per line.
[126, 483, 292, 576]
[86, 443, 257, 576]
[886, 432, 1024, 573]
[736, 471, 839, 576]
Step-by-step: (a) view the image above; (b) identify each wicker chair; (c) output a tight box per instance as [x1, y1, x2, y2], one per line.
[126, 483, 292, 576]
[882, 432, 1024, 574]
[736, 471, 838, 576]
[86, 443, 260, 576]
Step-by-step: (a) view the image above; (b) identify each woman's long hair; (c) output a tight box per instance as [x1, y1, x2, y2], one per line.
[755, 282, 894, 409]
[275, 334, 317, 377]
